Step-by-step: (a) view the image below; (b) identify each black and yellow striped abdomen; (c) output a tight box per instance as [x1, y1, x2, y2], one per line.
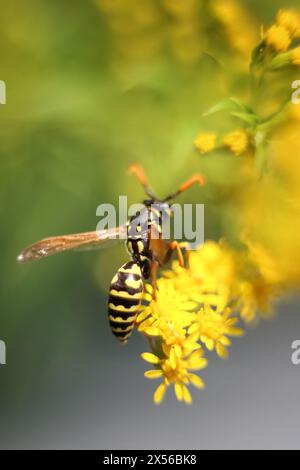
[108, 261, 143, 343]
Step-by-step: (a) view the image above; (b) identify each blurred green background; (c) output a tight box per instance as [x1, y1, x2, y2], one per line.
[1, 0, 300, 449]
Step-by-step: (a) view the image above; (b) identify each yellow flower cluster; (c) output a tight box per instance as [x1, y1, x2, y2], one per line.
[276, 9, 300, 38]
[222, 130, 250, 156]
[138, 231, 285, 404]
[138, 239, 279, 404]
[194, 132, 217, 155]
[96, 0, 259, 76]
[142, 348, 207, 405]
[194, 129, 249, 156]
[265, 25, 291, 52]
[209, 0, 257, 58]
[264, 10, 300, 65]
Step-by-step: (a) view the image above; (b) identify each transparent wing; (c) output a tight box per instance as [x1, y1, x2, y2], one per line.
[17, 225, 127, 263]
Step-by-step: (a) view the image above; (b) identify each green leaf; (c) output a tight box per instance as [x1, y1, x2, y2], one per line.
[203, 97, 252, 117]
[231, 111, 259, 126]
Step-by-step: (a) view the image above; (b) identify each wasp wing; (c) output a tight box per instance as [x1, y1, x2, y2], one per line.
[17, 225, 127, 263]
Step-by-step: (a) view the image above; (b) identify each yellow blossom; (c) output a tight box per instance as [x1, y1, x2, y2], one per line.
[194, 132, 217, 154]
[291, 46, 300, 66]
[137, 279, 197, 340]
[276, 9, 300, 38]
[142, 347, 207, 404]
[222, 129, 249, 156]
[163, 241, 237, 310]
[288, 103, 300, 121]
[265, 25, 291, 52]
[237, 279, 274, 324]
[189, 305, 244, 359]
[210, 0, 258, 56]
[211, 0, 239, 25]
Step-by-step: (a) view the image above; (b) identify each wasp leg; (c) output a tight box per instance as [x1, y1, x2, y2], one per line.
[150, 259, 159, 301]
[164, 174, 206, 202]
[128, 163, 157, 199]
[163, 241, 190, 268]
[168, 241, 185, 267]
[185, 245, 191, 269]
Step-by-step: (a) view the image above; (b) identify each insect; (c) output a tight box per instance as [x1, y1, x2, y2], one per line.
[17, 164, 205, 343]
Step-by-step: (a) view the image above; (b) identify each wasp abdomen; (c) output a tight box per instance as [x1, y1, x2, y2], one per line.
[108, 261, 143, 343]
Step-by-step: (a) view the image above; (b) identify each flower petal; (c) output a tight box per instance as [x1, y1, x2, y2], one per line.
[141, 352, 160, 364]
[216, 343, 229, 360]
[144, 370, 163, 379]
[174, 383, 183, 401]
[144, 327, 161, 336]
[182, 385, 192, 404]
[189, 373, 205, 389]
[153, 383, 167, 405]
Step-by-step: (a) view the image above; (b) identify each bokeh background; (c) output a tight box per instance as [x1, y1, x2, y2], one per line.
[0, 0, 300, 450]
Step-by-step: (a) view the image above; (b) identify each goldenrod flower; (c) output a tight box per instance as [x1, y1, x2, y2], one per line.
[142, 347, 207, 404]
[164, 241, 237, 310]
[211, 0, 238, 25]
[222, 129, 249, 156]
[291, 46, 300, 66]
[189, 305, 244, 359]
[210, 0, 257, 56]
[288, 103, 300, 121]
[276, 9, 300, 38]
[265, 25, 291, 52]
[237, 279, 274, 324]
[194, 132, 217, 155]
[137, 279, 197, 338]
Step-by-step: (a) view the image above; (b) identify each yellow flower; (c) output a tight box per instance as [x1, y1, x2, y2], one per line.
[291, 46, 300, 66]
[163, 241, 237, 310]
[137, 279, 196, 338]
[265, 25, 291, 52]
[237, 279, 274, 324]
[210, 0, 257, 56]
[211, 0, 239, 25]
[288, 102, 300, 121]
[222, 129, 249, 156]
[189, 305, 244, 359]
[276, 9, 300, 38]
[142, 347, 207, 405]
[194, 132, 217, 155]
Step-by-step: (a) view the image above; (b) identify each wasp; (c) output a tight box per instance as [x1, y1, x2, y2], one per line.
[18, 165, 205, 343]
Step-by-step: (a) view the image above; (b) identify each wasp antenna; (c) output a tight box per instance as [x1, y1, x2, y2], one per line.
[164, 173, 206, 202]
[178, 173, 206, 191]
[128, 163, 157, 200]
[128, 163, 147, 185]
